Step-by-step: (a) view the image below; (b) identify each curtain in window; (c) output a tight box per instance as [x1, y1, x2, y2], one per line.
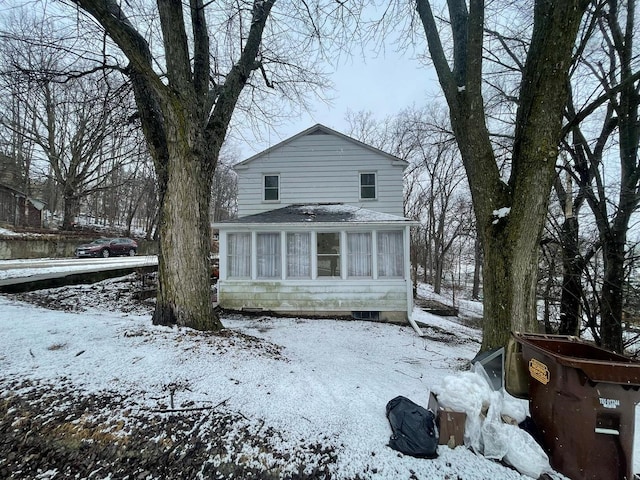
[378, 231, 403, 278]
[228, 233, 251, 278]
[287, 232, 310, 278]
[257, 233, 281, 278]
[348, 232, 372, 277]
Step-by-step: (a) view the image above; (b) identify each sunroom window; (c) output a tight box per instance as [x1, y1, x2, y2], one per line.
[287, 232, 311, 278]
[257, 233, 281, 278]
[317, 232, 340, 277]
[347, 232, 372, 277]
[377, 231, 403, 278]
[228, 233, 251, 278]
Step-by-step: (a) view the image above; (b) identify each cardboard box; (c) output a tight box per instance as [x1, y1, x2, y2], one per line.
[428, 392, 466, 447]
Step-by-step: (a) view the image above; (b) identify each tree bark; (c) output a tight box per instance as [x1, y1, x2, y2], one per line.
[597, 0, 639, 352]
[416, 0, 589, 350]
[62, 190, 79, 231]
[558, 216, 582, 335]
[472, 237, 482, 300]
[73, 0, 275, 331]
[600, 237, 626, 351]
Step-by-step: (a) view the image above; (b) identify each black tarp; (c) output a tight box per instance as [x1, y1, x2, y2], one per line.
[386, 396, 438, 458]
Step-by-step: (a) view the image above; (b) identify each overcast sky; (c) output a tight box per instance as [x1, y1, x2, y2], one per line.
[233, 45, 443, 160]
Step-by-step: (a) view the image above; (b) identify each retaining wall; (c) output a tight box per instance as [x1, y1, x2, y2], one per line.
[0, 236, 158, 260]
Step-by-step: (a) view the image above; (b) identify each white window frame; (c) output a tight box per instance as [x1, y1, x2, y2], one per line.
[377, 230, 404, 278]
[256, 232, 281, 279]
[286, 232, 311, 279]
[347, 232, 372, 278]
[316, 231, 341, 278]
[263, 174, 280, 202]
[359, 172, 377, 200]
[227, 232, 251, 278]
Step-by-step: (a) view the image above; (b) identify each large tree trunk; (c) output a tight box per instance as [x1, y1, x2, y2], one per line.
[471, 237, 482, 300]
[72, 0, 276, 332]
[417, 0, 589, 350]
[481, 204, 544, 348]
[152, 115, 221, 330]
[62, 191, 79, 230]
[600, 234, 626, 352]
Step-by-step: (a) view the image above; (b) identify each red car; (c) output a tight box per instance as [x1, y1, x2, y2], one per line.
[75, 238, 138, 258]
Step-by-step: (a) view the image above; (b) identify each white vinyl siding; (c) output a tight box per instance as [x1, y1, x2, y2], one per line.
[236, 133, 405, 216]
[219, 279, 409, 314]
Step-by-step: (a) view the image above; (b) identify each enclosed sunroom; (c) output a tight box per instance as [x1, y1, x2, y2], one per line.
[215, 203, 415, 322]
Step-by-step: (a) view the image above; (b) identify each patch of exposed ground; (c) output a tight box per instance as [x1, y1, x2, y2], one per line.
[0, 378, 347, 480]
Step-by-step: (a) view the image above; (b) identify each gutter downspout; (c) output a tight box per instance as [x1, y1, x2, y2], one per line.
[405, 224, 424, 337]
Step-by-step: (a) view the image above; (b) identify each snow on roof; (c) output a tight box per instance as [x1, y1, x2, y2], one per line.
[216, 203, 415, 226]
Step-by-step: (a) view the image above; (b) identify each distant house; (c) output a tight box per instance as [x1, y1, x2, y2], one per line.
[0, 183, 45, 229]
[214, 124, 416, 322]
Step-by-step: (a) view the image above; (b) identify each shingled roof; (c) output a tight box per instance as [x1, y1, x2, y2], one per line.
[216, 203, 414, 225]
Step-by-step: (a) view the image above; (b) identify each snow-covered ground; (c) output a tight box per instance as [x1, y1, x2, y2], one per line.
[0, 279, 637, 479]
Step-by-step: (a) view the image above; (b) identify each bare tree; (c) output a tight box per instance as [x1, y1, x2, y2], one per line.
[412, 0, 590, 350]
[210, 160, 237, 222]
[63, 0, 363, 331]
[559, 0, 640, 352]
[347, 105, 474, 296]
[22, 75, 135, 230]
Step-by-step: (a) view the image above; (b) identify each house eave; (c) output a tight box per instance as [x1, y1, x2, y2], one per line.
[214, 220, 418, 229]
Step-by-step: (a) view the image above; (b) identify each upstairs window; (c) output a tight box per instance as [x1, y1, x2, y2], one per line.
[264, 174, 279, 201]
[360, 173, 376, 200]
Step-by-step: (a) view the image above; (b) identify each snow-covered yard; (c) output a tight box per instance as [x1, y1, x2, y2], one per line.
[0, 277, 636, 479]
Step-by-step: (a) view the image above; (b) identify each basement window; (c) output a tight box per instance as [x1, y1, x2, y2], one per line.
[352, 311, 380, 321]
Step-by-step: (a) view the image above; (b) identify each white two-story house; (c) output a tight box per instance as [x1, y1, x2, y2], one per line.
[214, 124, 416, 322]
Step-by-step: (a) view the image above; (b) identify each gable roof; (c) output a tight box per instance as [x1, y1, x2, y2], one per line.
[234, 124, 408, 169]
[215, 203, 416, 227]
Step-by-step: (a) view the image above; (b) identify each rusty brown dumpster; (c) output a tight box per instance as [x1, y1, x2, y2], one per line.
[513, 332, 640, 480]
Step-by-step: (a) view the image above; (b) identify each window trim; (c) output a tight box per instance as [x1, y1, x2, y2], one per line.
[286, 232, 312, 279]
[359, 172, 377, 200]
[377, 230, 404, 279]
[263, 174, 280, 202]
[256, 231, 282, 279]
[227, 232, 252, 279]
[346, 231, 373, 278]
[316, 231, 341, 278]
